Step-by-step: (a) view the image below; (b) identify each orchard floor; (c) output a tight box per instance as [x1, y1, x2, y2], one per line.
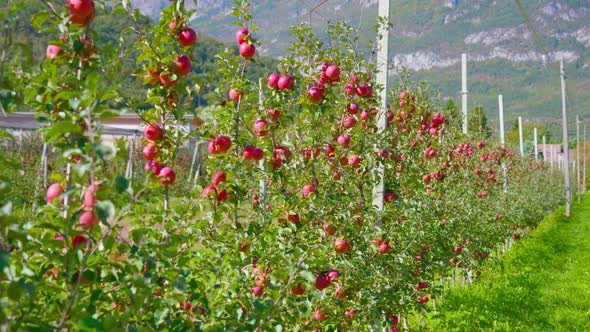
[426, 194, 590, 331]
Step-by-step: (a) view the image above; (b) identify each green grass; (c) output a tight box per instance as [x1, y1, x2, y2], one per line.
[427, 195, 590, 331]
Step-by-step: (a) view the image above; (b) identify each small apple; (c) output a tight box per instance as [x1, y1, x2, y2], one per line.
[158, 167, 176, 185]
[212, 171, 226, 186]
[79, 211, 98, 228]
[239, 43, 255, 60]
[292, 284, 305, 295]
[277, 75, 293, 90]
[308, 86, 324, 103]
[334, 239, 351, 254]
[253, 119, 269, 137]
[173, 54, 191, 75]
[315, 275, 330, 290]
[228, 88, 242, 102]
[46, 45, 63, 60]
[143, 143, 159, 160]
[178, 28, 197, 46]
[267, 72, 279, 89]
[46, 183, 63, 203]
[235, 27, 249, 44]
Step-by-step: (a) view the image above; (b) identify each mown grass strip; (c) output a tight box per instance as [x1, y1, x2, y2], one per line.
[427, 194, 590, 331]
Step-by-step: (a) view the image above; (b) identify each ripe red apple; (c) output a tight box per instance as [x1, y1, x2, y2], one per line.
[422, 174, 431, 184]
[46, 45, 62, 60]
[277, 75, 293, 90]
[334, 239, 351, 254]
[314, 308, 327, 321]
[308, 86, 324, 103]
[239, 43, 255, 60]
[79, 211, 98, 228]
[143, 143, 159, 160]
[335, 285, 347, 299]
[291, 284, 305, 295]
[267, 72, 279, 89]
[302, 184, 314, 196]
[345, 308, 355, 319]
[378, 242, 390, 253]
[417, 282, 428, 289]
[173, 54, 191, 75]
[267, 108, 280, 121]
[323, 222, 335, 236]
[212, 170, 226, 186]
[228, 88, 242, 102]
[253, 119, 269, 137]
[158, 167, 176, 185]
[344, 84, 355, 96]
[84, 184, 99, 210]
[324, 64, 340, 81]
[201, 185, 217, 199]
[159, 72, 177, 87]
[327, 270, 340, 280]
[337, 134, 350, 147]
[360, 109, 370, 121]
[251, 285, 263, 297]
[144, 122, 163, 141]
[208, 135, 232, 154]
[182, 300, 191, 311]
[178, 28, 197, 46]
[315, 275, 330, 290]
[145, 161, 163, 177]
[217, 189, 228, 202]
[71, 235, 87, 249]
[67, 0, 93, 16]
[347, 154, 361, 167]
[273, 146, 292, 160]
[454, 245, 462, 253]
[46, 183, 63, 202]
[235, 27, 249, 44]
[342, 116, 356, 128]
[70, 2, 96, 27]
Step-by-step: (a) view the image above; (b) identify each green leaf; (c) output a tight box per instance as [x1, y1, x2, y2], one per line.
[30, 11, 50, 30]
[7, 281, 23, 301]
[299, 270, 315, 282]
[95, 200, 116, 222]
[94, 141, 117, 161]
[114, 175, 129, 193]
[44, 121, 81, 143]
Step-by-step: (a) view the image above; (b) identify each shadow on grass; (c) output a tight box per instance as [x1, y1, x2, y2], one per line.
[427, 198, 590, 331]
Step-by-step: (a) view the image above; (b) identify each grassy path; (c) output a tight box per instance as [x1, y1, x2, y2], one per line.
[428, 195, 590, 331]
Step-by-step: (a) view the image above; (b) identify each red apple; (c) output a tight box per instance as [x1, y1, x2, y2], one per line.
[324, 64, 340, 81]
[253, 119, 269, 137]
[337, 134, 350, 147]
[201, 185, 217, 199]
[277, 75, 293, 90]
[302, 184, 314, 196]
[422, 174, 431, 184]
[173, 54, 191, 75]
[143, 143, 159, 160]
[315, 275, 330, 290]
[342, 116, 356, 128]
[291, 284, 305, 295]
[334, 239, 351, 254]
[71, 235, 87, 249]
[144, 122, 163, 141]
[46, 183, 63, 202]
[228, 88, 242, 102]
[46, 45, 62, 60]
[323, 222, 336, 235]
[178, 28, 197, 46]
[267, 108, 280, 121]
[235, 27, 249, 44]
[267, 72, 279, 89]
[84, 184, 99, 210]
[217, 189, 228, 202]
[314, 308, 327, 321]
[347, 154, 361, 167]
[208, 135, 232, 154]
[454, 245, 462, 253]
[212, 170, 226, 186]
[67, 0, 93, 16]
[158, 167, 176, 185]
[308, 86, 324, 103]
[344, 84, 355, 96]
[158, 72, 176, 87]
[79, 211, 98, 228]
[239, 43, 255, 60]
[251, 285, 263, 297]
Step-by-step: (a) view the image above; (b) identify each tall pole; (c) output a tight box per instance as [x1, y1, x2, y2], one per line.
[584, 124, 587, 193]
[461, 53, 468, 134]
[534, 128, 538, 160]
[258, 78, 267, 199]
[498, 95, 505, 146]
[577, 114, 581, 203]
[518, 116, 524, 157]
[561, 60, 571, 217]
[372, 0, 390, 211]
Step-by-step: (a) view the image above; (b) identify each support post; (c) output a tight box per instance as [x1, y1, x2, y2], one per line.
[258, 78, 267, 199]
[498, 95, 505, 146]
[560, 60, 571, 217]
[461, 53, 468, 135]
[577, 114, 581, 203]
[372, 0, 390, 211]
[518, 116, 524, 157]
[543, 135, 546, 162]
[534, 128, 538, 160]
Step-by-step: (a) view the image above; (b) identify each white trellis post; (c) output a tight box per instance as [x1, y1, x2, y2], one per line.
[560, 60, 571, 217]
[461, 53, 468, 134]
[534, 128, 538, 160]
[498, 95, 505, 146]
[575, 114, 582, 204]
[372, 0, 391, 211]
[584, 124, 587, 193]
[518, 116, 524, 157]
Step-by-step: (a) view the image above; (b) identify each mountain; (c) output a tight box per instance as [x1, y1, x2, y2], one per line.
[130, 0, 590, 137]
